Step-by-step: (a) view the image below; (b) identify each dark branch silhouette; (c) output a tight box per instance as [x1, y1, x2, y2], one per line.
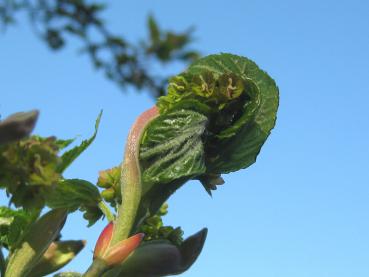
[0, 0, 200, 97]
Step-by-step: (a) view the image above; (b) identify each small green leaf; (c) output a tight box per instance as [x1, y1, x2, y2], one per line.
[57, 111, 102, 173]
[46, 179, 100, 210]
[46, 179, 103, 226]
[55, 138, 76, 150]
[46, 179, 102, 226]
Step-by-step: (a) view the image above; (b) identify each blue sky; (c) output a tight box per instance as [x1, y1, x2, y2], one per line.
[1, 0, 369, 276]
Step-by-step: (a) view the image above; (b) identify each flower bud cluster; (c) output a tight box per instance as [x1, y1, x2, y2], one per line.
[97, 166, 121, 206]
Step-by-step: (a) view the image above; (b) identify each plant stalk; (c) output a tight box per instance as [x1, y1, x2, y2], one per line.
[98, 201, 115, 222]
[110, 106, 159, 245]
[83, 258, 108, 277]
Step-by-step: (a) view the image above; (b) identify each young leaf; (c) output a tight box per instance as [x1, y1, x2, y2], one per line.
[137, 53, 279, 221]
[46, 179, 101, 210]
[186, 53, 279, 173]
[57, 111, 102, 173]
[46, 179, 103, 226]
[140, 109, 207, 192]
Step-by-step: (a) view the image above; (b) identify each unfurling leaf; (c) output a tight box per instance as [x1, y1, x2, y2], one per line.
[137, 53, 279, 222]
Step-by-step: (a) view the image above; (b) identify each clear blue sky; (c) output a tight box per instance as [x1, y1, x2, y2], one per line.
[1, 0, 369, 276]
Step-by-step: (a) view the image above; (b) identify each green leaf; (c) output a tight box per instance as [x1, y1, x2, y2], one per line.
[46, 179, 100, 210]
[57, 111, 102, 173]
[138, 53, 278, 218]
[140, 109, 207, 193]
[55, 138, 76, 150]
[46, 179, 103, 226]
[5, 209, 67, 277]
[186, 53, 279, 173]
[0, 207, 34, 250]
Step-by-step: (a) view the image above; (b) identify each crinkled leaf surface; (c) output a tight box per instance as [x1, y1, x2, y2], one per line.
[137, 53, 278, 220]
[186, 53, 279, 173]
[140, 109, 207, 192]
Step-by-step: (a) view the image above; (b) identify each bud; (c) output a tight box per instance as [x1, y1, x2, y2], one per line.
[93, 222, 114, 259]
[97, 166, 121, 189]
[101, 187, 116, 202]
[93, 222, 144, 266]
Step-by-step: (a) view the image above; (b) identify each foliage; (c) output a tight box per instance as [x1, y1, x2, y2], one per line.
[0, 53, 278, 276]
[0, 0, 199, 98]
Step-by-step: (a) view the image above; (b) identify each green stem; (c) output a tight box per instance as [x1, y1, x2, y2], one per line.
[98, 201, 115, 222]
[83, 258, 109, 277]
[110, 107, 159, 245]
